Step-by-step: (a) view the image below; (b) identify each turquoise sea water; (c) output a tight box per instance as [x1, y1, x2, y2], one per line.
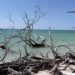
[0, 29, 75, 62]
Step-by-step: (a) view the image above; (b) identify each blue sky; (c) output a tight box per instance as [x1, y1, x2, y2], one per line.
[0, 0, 75, 29]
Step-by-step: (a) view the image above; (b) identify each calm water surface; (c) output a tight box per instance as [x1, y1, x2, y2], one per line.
[0, 29, 75, 62]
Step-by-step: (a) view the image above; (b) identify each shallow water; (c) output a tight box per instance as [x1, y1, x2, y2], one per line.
[0, 29, 75, 62]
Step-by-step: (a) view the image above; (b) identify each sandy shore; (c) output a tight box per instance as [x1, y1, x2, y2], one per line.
[33, 70, 51, 75]
[33, 70, 75, 75]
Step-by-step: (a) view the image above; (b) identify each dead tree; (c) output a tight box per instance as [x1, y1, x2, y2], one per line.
[9, 6, 47, 48]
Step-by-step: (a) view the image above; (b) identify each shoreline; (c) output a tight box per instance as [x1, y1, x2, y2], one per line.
[0, 51, 75, 75]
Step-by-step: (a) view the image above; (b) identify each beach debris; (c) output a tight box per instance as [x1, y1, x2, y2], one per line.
[0, 50, 75, 75]
[0, 45, 6, 49]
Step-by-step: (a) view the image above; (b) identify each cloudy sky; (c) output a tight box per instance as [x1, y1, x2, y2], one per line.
[0, 0, 75, 29]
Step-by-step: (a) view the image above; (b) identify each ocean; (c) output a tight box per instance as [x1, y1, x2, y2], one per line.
[0, 29, 75, 62]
